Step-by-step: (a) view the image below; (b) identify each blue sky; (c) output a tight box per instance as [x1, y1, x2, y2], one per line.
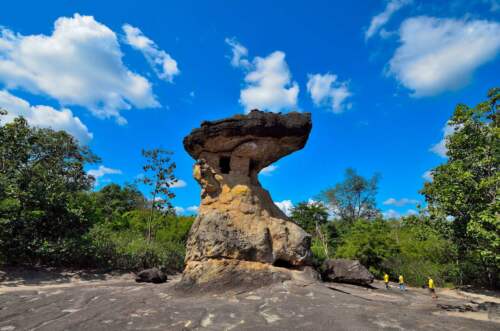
[0, 0, 499, 218]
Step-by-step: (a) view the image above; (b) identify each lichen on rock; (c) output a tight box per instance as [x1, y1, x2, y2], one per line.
[178, 109, 315, 292]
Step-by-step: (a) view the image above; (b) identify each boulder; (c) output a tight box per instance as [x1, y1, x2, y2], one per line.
[321, 259, 374, 285]
[135, 268, 167, 284]
[178, 110, 314, 291]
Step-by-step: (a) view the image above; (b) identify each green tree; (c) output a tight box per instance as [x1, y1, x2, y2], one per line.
[94, 183, 146, 224]
[335, 219, 399, 275]
[383, 215, 455, 286]
[290, 201, 333, 259]
[322, 168, 381, 223]
[290, 201, 329, 234]
[138, 148, 178, 242]
[421, 88, 499, 287]
[0, 115, 99, 265]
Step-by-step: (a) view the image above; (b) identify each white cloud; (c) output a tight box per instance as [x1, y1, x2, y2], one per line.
[430, 123, 457, 157]
[173, 205, 198, 215]
[0, 14, 159, 124]
[260, 165, 278, 176]
[406, 209, 418, 216]
[383, 209, 400, 219]
[383, 197, 419, 206]
[274, 199, 294, 216]
[88, 165, 122, 185]
[224, 37, 250, 69]
[187, 205, 199, 212]
[365, 0, 412, 40]
[388, 16, 500, 97]
[226, 39, 299, 113]
[422, 170, 434, 181]
[174, 206, 185, 214]
[306, 73, 352, 113]
[122, 24, 179, 83]
[0, 90, 92, 143]
[170, 179, 187, 188]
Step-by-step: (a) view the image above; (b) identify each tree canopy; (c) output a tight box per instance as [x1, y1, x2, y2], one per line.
[421, 88, 499, 287]
[322, 168, 381, 223]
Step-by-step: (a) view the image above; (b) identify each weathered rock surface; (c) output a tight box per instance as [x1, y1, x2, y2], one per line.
[2, 271, 499, 330]
[135, 268, 167, 284]
[179, 110, 314, 291]
[321, 259, 375, 285]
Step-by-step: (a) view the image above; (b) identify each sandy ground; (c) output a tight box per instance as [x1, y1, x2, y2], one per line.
[0, 268, 499, 330]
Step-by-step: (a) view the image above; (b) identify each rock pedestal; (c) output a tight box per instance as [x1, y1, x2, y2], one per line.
[178, 110, 314, 292]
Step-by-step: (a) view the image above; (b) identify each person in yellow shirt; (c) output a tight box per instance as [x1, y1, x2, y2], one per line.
[428, 277, 438, 299]
[383, 273, 390, 289]
[398, 274, 405, 291]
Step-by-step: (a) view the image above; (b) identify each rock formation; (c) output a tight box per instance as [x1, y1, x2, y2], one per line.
[178, 109, 314, 291]
[135, 268, 167, 284]
[321, 259, 374, 285]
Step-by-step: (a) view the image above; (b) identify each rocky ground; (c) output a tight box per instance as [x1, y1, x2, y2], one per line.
[0, 268, 499, 331]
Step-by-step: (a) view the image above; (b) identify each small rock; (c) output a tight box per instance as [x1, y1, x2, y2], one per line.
[135, 268, 167, 284]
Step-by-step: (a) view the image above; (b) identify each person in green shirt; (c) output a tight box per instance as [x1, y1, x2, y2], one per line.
[384, 273, 390, 289]
[428, 277, 438, 299]
[398, 274, 405, 291]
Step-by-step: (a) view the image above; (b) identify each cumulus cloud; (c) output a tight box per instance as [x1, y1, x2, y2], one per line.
[274, 199, 294, 216]
[88, 165, 122, 185]
[383, 209, 400, 219]
[186, 205, 199, 213]
[0, 90, 92, 143]
[260, 165, 278, 176]
[422, 170, 434, 182]
[430, 123, 458, 158]
[174, 205, 199, 215]
[122, 24, 179, 83]
[365, 0, 412, 40]
[388, 16, 500, 97]
[170, 179, 187, 188]
[406, 209, 418, 216]
[0, 14, 159, 124]
[306, 73, 352, 113]
[174, 206, 185, 214]
[226, 38, 299, 113]
[383, 197, 419, 206]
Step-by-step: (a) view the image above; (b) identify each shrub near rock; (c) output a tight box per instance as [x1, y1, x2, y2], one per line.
[321, 259, 374, 285]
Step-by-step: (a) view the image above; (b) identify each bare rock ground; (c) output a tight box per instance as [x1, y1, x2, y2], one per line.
[0, 268, 499, 331]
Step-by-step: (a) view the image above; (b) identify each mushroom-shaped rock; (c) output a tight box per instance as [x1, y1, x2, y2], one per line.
[178, 110, 315, 292]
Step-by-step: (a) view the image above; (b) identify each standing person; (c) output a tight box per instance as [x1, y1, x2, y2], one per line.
[384, 273, 390, 289]
[428, 277, 438, 299]
[398, 274, 405, 291]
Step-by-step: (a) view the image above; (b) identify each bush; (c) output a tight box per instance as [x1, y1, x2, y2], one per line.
[335, 219, 399, 274]
[88, 212, 194, 272]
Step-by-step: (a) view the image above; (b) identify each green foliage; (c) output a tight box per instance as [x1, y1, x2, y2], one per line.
[138, 148, 178, 242]
[0, 116, 99, 265]
[335, 219, 399, 276]
[290, 201, 329, 234]
[421, 87, 499, 287]
[88, 213, 193, 272]
[93, 183, 146, 223]
[322, 168, 381, 223]
[383, 215, 455, 286]
[0, 111, 194, 271]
